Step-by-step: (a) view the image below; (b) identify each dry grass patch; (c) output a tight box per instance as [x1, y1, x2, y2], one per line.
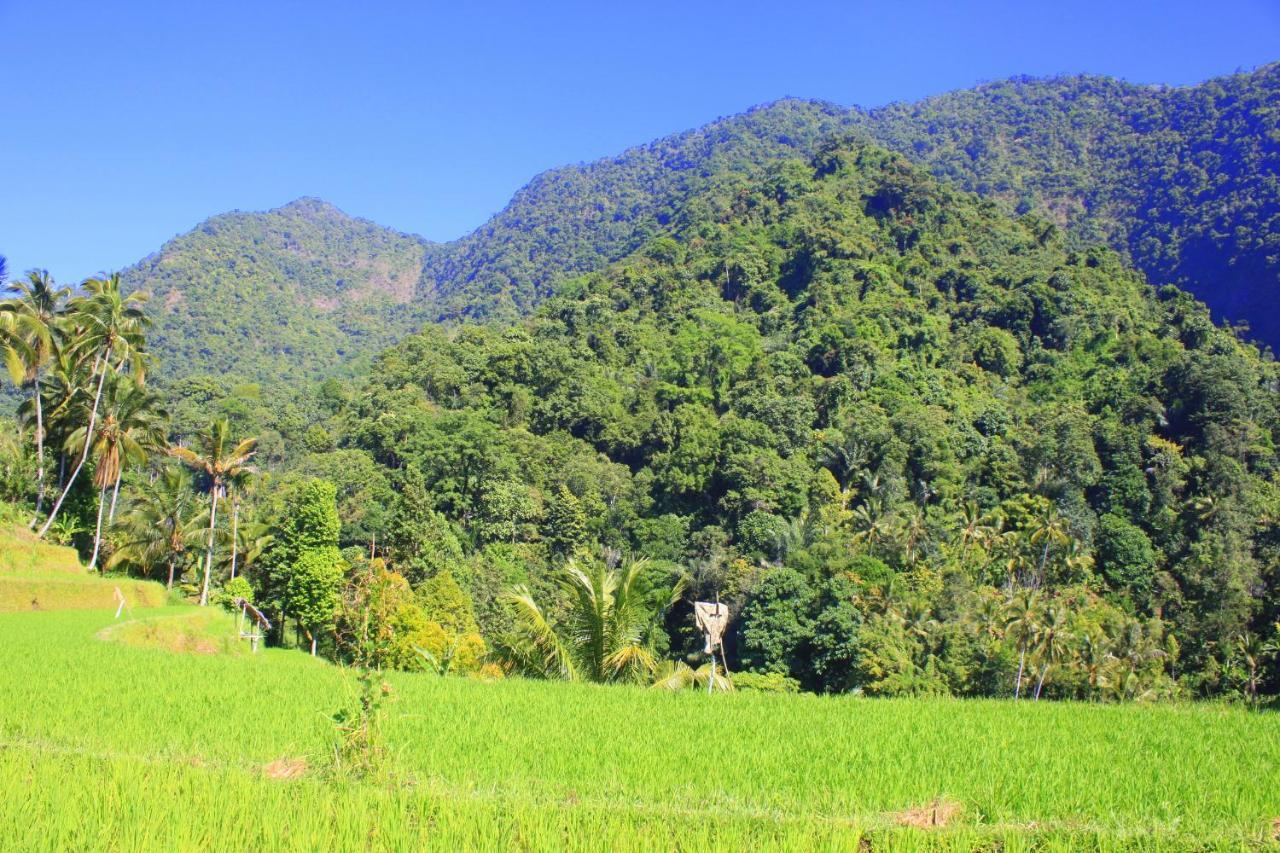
[0, 525, 85, 574]
[892, 798, 964, 829]
[263, 757, 309, 780]
[0, 576, 167, 612]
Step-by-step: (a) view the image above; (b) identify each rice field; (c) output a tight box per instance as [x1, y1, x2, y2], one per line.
[0, 605, 1277, 850]
[0, 524, 168, 612]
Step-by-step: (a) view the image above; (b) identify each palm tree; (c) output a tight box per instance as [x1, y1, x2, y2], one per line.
[1028, 506, 1069, 587]
[1032, 606, 1074, 700]
[37, 274, 148, 538]
[66, 375, 167, 570]
[108, 464, 206, 588]
[1003, 590, 1042, 699]
[851, 498, 890, 551]
[956, 500, 996, 565]
[1, 270, 69, 522]
[170, 418, 257, 605]
[898, 506, 928, 565]
[499, 554, 682, 684]
[1077, 627, 1112, 700]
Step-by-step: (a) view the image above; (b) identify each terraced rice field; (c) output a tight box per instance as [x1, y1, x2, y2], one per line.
[0, 604, 1276, 850]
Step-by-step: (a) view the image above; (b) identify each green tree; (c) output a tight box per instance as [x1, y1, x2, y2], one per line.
[66, 375, 167, 570]
[499, 555, 680, 684]
[37, 274, 149, 538]
[288, 547, 344, 656]
[739, 568, 816, 677]
[108, 464, 205, 588]
[544, 484, 587, 556]
[171, 418, 257, 605]
[1, 270, 69, 521]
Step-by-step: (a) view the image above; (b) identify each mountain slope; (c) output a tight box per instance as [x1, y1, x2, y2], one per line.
[122, 198, 434, 386]
[424, 98, 862, 320]
[335, 140, 1279, 694]
[121, 64, 1280, 397]
[862, 63, 1280, 343]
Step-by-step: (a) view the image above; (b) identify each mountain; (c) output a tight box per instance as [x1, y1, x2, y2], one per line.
[121, 197, 434, 386]
[327, 140, 1278, 695]
[861, 63, 1280, 344]
[123, 63, 1279, 399]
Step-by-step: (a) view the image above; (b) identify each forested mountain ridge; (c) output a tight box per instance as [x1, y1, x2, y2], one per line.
[310, 141, 1279, 697]
[119, 63, 1278, 400]
[865, 62, 1280, 344]
[425, 98, 861, 320]
[120, 197, 434, 385]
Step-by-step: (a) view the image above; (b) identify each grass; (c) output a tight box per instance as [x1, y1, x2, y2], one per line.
[0, 523, 168, 612]
[0, 519, 1275, 849]
[0, 523, 84, 573]
[99, 607, 250, 656]
[0, 607, 1277, 849]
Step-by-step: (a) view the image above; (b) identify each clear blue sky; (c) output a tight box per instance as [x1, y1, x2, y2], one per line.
[2, 0, 1277, 283]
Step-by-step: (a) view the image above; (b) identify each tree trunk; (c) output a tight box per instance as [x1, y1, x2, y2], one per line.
[308, 629, 316, 657]
[166, 555, 176, 590]
[229, 500, 239, 580]
[1034, 663, 1049, 700]
[38, 362, 109, 538]
[28, 386, 45, 528]
[1014, 642, 1027, 699]
[107, 468, 123, 525]
[198, 485, 220, 606]
[87, 485, 107, 571]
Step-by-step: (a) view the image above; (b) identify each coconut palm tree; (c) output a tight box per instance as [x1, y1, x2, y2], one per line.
[65, 375, 167, 570]
[499, 554, 683, 684]
[37, 275, 148, 538]
[1032, 606, 1074, 700]
[108, 464, 206, 588]
[1, 270, 70, 521]
[1003, 590, 1042, 699]
[1028, 506, 1070, 587]
[1077, 627, 1112, 700]
[170, 418, 257, 605]
[956, 500, 997, 565]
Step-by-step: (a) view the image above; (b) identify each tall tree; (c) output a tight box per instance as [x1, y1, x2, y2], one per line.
[37, 274, 148, 538]
[1, 270, 69, 522]
[1004, 590, 1042, 699]
[170, 418, 257, 605]
[66, 375, 167, 570]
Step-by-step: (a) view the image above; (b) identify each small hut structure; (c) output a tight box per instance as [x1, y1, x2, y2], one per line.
[235, 597, 272, 653]
[694, 600, 730, 693]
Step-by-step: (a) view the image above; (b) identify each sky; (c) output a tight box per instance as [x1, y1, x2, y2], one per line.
[1, 0, 1277, 284]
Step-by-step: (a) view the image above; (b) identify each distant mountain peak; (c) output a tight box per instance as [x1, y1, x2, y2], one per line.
[273, 197, 351, 220]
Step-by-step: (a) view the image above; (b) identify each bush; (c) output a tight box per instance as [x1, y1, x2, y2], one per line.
[215, 576, 254, 611]
[731, 671, 801, 693]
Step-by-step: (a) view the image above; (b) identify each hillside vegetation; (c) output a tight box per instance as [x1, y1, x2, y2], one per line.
[866, 63, 1280, 343]
[107, 64, 1279, 408]
[302, 141, 1280, 699]
[0, 522, 166, 612]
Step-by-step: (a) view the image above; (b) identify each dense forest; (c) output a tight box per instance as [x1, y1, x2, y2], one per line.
[867, 64, 1280, 343]
[307, 142, 1279, 698]
[106, 63, 1279, 415]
